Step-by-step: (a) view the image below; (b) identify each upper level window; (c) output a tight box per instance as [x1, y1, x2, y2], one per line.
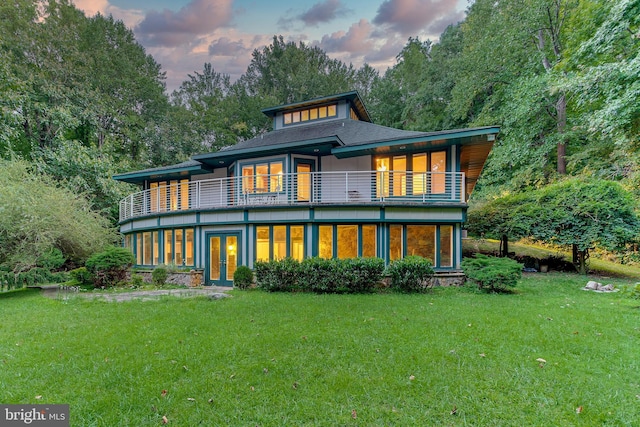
[242, 160, 283, 193]
[149, 179, 189, 212]
[283, 104, 337, 125]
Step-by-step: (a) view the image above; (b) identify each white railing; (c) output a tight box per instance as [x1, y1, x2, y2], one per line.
[119, 171, 466, 221]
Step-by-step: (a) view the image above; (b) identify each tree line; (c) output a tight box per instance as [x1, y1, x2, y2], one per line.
[0, 0, 638, 274]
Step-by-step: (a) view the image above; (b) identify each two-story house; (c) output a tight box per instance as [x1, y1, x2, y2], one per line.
[114, 91, 498, 286]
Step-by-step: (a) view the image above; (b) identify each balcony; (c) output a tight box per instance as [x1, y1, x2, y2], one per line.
[119, 171, 466, 222]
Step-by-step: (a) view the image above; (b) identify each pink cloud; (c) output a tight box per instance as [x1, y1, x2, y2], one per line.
[373, 0, 462, 35]
[320, 19, 374, 56]
[136, 0, 234, 47]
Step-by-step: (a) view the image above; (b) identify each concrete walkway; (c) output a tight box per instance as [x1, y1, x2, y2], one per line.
[38, 285, 231, 302]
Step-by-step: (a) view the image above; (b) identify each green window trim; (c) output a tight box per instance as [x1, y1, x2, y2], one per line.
[255, 225, 306, 262]
[387, 224, 455, 269]
[126, 228, 195, 267]
[316, 224, 379, 259]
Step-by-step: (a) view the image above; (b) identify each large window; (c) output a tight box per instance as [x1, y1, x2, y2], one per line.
[318, 224, 378, 259]
[136, 231, 159, 266]
[375, 151, 448, 197]
[149, 179, 190, 212]
[255, 225, 306, 261]
[388, 224, 454, 268]
[164, 228, 195, 266]
[242, 160, 283, 194]
[283, 104, 337, 125]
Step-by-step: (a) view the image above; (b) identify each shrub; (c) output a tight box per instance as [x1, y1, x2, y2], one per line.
[339, 258, 386, 293]
[462, 254, 523, 292]
[623, 283, 640, 299]
[255, 257, 387, 294]
[37, 248, 66, 270]
[69, 267, 93, 286]
[233, 265, 254, 289]
[299, 257, 336, 293]
[130, 273, 144, 289]
[152, 266, 168, 286]
[386, 256, 434, 293]
[85, 246, 135, 288]
[255, 258, 301, 292]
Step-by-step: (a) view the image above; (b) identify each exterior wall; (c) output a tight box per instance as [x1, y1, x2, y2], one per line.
[121, 203, 467, 286]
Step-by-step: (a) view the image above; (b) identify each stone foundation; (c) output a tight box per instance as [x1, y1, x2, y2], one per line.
[131, 269, 204, 287]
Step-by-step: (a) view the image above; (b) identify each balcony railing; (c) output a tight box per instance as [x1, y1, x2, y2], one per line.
[119, 171, 466, 221]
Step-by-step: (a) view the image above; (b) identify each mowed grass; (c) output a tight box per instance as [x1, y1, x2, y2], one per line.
[1, 274, 640, 426]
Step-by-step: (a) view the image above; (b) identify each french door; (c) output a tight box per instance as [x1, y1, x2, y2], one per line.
[206, 233, 240, 286]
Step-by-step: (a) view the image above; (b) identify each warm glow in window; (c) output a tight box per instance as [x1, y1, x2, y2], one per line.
[362, 225, 377, 258]
[406, 225, 435, 261]
[273, 226, 286, 260]
[283, 103, 337, 125]
[431, 151, 447, 194]
[319, 225, 333, 259]
[290, 226, 304, 261]
[440, 226, 453, 267]
[164, 230, 173, 265]
[376, 158, 390, 198]
[256, 226, 270, 261]
[152, 231, 159, 265]
[337, 225, 358, 259]
[393, 156, 407, 196]
[185, 229, 194, 266]
[413, 154, 428, 195]
[143, 231, 152, 265]
[180, 179, 189, 210]
[389, 225, 402, 261]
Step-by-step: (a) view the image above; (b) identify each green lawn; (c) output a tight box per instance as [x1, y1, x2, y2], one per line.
[1, 274, 639, 426]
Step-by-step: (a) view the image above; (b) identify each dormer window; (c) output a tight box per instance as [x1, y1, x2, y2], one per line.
[283, 103, 337, 125]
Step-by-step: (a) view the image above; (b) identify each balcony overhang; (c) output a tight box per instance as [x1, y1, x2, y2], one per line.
[113, 161, 211, 185]
[193, 136, 342, 167]
[332, 126, 499, 197]
[331, 126, 500, 159]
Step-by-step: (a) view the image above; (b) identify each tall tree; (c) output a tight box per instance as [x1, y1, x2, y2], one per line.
[450, 0, 578, 189]
[241, 35, 356, 106]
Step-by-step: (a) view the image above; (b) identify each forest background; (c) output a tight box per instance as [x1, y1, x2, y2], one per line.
[0, 0, 638, 273]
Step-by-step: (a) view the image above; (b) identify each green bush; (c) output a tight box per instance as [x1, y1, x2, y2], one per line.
[233, 265, 254, 289]
[462, 254, 523, 292]
[37, 248, 66, 270]
[255, 258, 301, 292]
[69, 267, 93, 286]
[337, 258, 385, 293]
[152, 266, 168, 286]
[386, 256, 434, 293]
[299, 257, 336, 293]
[623, 283, 640, 299]
[85, 247, 135, 288]
[130, 273, 144, 289]
[256, 257, 386, 294]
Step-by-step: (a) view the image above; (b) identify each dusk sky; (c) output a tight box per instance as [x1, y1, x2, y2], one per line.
[70, 0, 470, 92]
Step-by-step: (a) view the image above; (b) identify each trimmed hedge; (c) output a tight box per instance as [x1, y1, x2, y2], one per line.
[387, 256, 434, 293]
[255, 257, 385, 294]
[462, 254, 522, 292]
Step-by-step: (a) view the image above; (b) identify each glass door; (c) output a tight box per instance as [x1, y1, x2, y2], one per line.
[294, 160, 315, 202]
[207, 233, 240, 286]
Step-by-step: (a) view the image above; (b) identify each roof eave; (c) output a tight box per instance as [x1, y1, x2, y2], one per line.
[332, 126, 500, 158]
[113, 164, 208, 184]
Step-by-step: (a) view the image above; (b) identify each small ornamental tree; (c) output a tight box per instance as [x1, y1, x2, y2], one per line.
[85, 247, 135, 288]
[462, 254, 522, 292]
[467, 177, 639, 274]
[524, 179, 639, 274]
